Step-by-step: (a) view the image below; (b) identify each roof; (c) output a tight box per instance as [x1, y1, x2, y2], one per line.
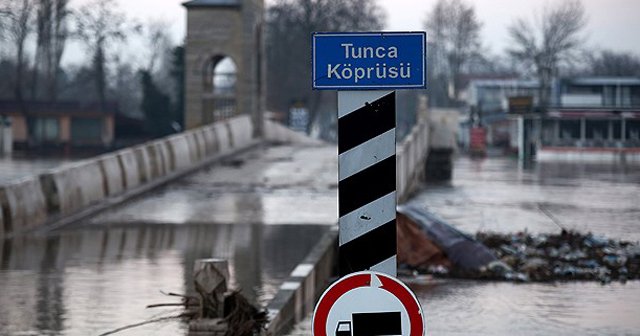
[0, 100, 118, 115]
[567, 77, 640, 86]
[182, 0, 240, 8]
[470, 79, 540, 89]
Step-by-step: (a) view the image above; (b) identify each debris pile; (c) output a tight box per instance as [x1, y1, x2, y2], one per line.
[145, 259, 266, 336]
[186, 259, 267, 336]
[474, 230, 640, 283]
[183, 290, 267, 336]
[397, 205, 497, 274]
[397, 204, 640, 284]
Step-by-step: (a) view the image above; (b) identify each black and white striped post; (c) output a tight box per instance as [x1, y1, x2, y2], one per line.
[338, 90, 397, 276]
[312, 32, 426, 278]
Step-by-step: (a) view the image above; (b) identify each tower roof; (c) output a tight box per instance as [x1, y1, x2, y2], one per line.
[182, 0, 240, 8]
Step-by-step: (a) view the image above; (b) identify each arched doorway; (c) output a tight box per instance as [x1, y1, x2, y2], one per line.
[184, 0, 264, 133]
[203, 55, 237, 123]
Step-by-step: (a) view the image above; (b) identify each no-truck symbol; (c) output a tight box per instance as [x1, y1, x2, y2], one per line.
[312, 271, 425, 336]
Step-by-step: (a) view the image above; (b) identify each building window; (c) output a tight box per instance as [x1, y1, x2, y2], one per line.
[627, 120, 640, 141]
[71, 117, 103, 143]
[559, 120, 580, 140]
[585, 120, 608, 140]
[541, 119, 556, 145]
[612, 120, 622, 140]
[631, 87, 640, 106]
[34, 117, 59, 142]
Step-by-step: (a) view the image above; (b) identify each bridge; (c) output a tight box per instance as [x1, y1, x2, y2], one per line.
[0, 1, 459, 333]
[0, 110, 450, 334]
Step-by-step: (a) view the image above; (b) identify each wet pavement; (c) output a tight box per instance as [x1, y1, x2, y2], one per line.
[89, 144, 338, 226]
[0, 143, 338, 335]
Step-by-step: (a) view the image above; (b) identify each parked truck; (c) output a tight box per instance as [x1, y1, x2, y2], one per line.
[335, 311, 402, 336]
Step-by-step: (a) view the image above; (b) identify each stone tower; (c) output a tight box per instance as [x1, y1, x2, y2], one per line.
[183, 0, 265, 136]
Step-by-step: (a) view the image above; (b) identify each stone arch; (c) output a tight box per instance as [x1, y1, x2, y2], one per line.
[202, 55, 238, 123]
[183, 0, 265, 136]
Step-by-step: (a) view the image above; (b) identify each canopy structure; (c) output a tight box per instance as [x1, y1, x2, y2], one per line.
[183, 0, 240, 8]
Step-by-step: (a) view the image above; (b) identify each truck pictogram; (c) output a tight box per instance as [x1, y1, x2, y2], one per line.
[335, 311, 402, 336]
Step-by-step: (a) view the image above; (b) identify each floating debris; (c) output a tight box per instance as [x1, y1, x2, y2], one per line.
[397, 204, 638, 284]
[100, 259, 267, 336]
[473, 230, 640, 283]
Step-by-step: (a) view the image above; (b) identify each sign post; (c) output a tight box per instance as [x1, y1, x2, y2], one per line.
[336, 89, 397, 275]
[313, 32, 426, 276]
[312, 31, 427, 336]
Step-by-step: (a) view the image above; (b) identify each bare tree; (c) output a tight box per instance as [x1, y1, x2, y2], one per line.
[74, 0, 136, 109]
[2, 0, 34, 102]
[143, 19, 172, 73]
[266, 0, 385, 133]
[425, 0, 481, 105]
[507, 0, 586, 110]
[588, 50, 640, 77]
[112, 57, 142, 118]
[32, 0, 69, 100]
[0, 2, 11, 40]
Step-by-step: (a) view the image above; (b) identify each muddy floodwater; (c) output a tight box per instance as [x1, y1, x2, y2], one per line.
[409, 156, 640, 335]
[0, 144, 337, 336]
[0, 224, 328, 335]
[411, 157, 640, 240]
[411, 278, 640, 335]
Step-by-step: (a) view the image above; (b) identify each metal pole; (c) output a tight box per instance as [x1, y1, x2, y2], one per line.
[337, 90, 397, 277]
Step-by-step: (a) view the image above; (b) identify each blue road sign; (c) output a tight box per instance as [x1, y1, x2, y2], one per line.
[312, 32, 426, 90]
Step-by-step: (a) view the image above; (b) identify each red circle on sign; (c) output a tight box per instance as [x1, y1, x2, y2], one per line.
[312, 271, 425, 336]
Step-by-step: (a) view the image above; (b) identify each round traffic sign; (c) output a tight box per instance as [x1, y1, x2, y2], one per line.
[312, 271, 425, 336]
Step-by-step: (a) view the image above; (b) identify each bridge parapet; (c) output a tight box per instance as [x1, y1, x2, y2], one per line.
[1, 111, 443, 238]
[397, 118, 430, 202]
[0, 176, 48, 235]
[0, 115, 311, 238]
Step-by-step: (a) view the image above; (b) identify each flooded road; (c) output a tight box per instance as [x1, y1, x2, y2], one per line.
[0, 143, 338, 335]
[409, 156, 640, 335]
[89, 144, 338, 226]
[0, 224, 328, 335]
[410, 156, 640, 240]
[412, 279, 640, 335]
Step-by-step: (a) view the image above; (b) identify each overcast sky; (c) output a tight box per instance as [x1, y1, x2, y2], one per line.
[62, 0, 640, 66]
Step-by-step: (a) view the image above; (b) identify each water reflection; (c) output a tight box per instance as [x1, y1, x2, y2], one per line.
[412, 157, 640, 240]
[411, 279, 640, 335]
[409, 156, 640, 335]
[0, 224, 327, 335]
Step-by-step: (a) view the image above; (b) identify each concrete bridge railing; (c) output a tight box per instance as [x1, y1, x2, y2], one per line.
[397, 117, 430, 202]
[0, 115, 312, 238]
[0, 109, 430, 239]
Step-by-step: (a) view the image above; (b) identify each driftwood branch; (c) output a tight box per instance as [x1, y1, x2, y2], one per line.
[97, 315, 183, 336]
[146, 302, 197, 309]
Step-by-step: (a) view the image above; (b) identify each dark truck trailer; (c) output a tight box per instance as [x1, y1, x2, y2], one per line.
[336, 311, 402, 336]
